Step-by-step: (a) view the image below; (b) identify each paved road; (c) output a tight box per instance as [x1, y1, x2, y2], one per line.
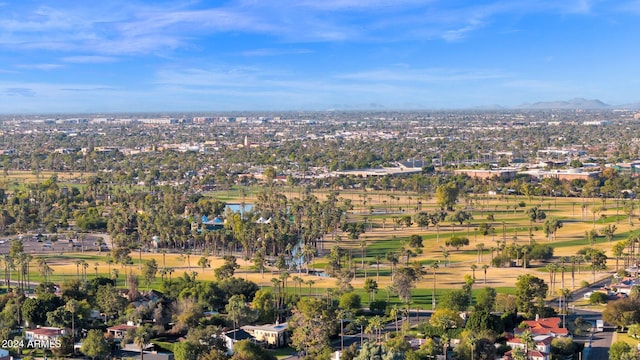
[561, 275, 616, 360]
[586, 327, 614, 360]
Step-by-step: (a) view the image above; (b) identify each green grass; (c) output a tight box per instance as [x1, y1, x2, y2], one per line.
[286, 284, 516, 308]
[267, 346, 296, 359]
[366, 237, 406, 256]
[151, 339, 175, 352]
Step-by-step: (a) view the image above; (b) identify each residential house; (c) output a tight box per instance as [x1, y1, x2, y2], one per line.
[514, 317, 570, 338]
[243, 322, 289, 348]
[107, 322, 138, 341]
[25, 327, 64, 343]
[222, 329, 254, 355]
[507, 335, 553, 356]
[504, 348, 549, 360]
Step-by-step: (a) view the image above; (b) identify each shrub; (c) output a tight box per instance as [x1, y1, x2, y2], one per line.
[589, 292, 608, 304]
[369, 300, 387, 315]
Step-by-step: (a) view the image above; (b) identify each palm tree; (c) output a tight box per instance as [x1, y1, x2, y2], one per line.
[431, 261, 439, 310]
[386, 252, 399, 280]
[441, 247, 450, 267]
[107, 257, 113, 277]
[441, 333, 450, 360]
[302, 244, 316, 273]
[546, 263, 558, 296]
[354, 315, 368, 346]
[160, 249, 167, 269]
[519, 329, 535, 356]
[374, 254, 382, 281]
[389, 305, 401, 334]
[470, 264, 477, 280]
[197, 256, 210, 272]
[558, 288, 572, 328]
[66, 299, 78, 340]
[359, 240, 367, 279]
[481, 264, 489, 285]
[112, 269, 119, 287]
[476, 243, 485, 262]
[366, 315, 385, 343]
[337, 309, 349, 351]
[74, 260, 82, 280]
[82, 260, 89, 281]
[305, 279, 315, 296]
[133, 325, 152, 360]
[291, 276, 303, 296]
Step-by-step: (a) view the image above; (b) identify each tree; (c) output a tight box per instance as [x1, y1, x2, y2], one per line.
[226, 294, 255, 338]
[466, 309, 503, 334]
[589, 292, 607, 304]
[526, 207, 546, 222]
[232, 339, 276, 360]
[51, 335, 74, 358]
[134, 325, 153, 360]
[515, 274, 548, 319]
[628, 323, 640, 339]
[436, 182, 459, 211]
[445, 236, 469, 251]
[610, 341, 637, 360]
[543, 218, 562, 241]
[408, 234, 423, 249]
[447, 209, 473, 226]
[215, 255, 240, 280]
[430, 308, 464, 330]
[81, 329, 110, 360]
[475, 287, 497, 312]
[142, 259, 158, 289]
[252, 289, 275, 323]
[481, 264, 489, 285]
[174, 342, 201, 360]
[66, 298, 79, 340]
[439, 289, 469, 311]
[393, 266, 421, 304]
[579, 247, 608, 282]
[364, 278, 378, 301]
[198, 256, 211, 272]
[339, 292, 362, 313]
[612, 241, 626, 271]
[290, 297, 333, 358]
[96, 284, 127, 320]
[603, 224, 618, 243]
[603, 298, 640, 331]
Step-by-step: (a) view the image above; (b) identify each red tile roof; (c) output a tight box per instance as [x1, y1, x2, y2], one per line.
[27, 327, 63, 336]
[516, 317, 569, 336]
[107, 324, 138, 331]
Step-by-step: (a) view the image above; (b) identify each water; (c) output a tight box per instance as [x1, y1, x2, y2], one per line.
[225, 203, 254, 213]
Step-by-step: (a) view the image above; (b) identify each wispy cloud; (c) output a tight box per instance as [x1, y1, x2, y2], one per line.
[233, 48, 312, 57]
[62, 56, 119, 64]
[336, 67, 509, 83]
[16, 64, 63, 70]
[0, 0, 622, 57]
[4, 87, 35, 97]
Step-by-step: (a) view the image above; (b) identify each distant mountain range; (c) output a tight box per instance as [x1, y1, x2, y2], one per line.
[476, 98, 640, 110]
[517, 98, 612, 109]
[327, 98, 640, 111]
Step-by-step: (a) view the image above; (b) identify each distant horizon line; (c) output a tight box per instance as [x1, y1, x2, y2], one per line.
[2, 97, 640, 116]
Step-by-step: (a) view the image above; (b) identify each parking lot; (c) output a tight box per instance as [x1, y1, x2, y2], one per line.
[0, 233, 109, 254]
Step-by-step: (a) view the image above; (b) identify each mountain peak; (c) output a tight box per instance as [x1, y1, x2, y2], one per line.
[517, 98, 610, 109]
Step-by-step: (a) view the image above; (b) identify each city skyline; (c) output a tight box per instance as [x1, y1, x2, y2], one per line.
[1, 0, 640, 113]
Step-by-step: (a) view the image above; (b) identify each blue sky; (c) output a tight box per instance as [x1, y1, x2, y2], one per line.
[1, 0, 640, 113]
